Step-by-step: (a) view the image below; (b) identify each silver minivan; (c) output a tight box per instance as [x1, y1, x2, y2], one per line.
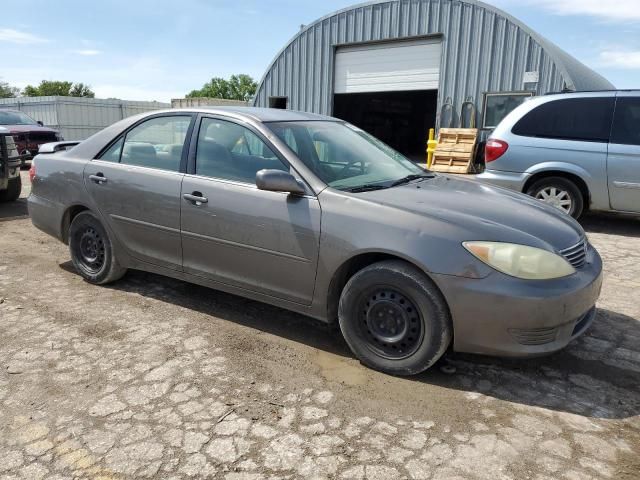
[475, 91, 640, 219]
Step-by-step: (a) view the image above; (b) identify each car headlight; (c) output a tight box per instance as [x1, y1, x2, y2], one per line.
[463, 241, 575, 280]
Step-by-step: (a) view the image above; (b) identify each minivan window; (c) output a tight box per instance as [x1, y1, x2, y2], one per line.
[611, 97, 640, 146]
[512, 97, 615, 143]
[120, 116, 191, 172]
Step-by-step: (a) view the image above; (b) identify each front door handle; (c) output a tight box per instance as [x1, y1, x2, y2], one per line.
[183, 192, 209, 205]
[89, 174, 107, 184]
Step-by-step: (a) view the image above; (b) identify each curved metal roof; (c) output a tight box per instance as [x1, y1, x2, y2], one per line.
[255, 0, 613, 105]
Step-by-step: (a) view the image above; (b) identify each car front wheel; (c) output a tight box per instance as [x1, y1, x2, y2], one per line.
[338, 260, 452, 376]
[69, 211, 126, 285]
[526, 177, 584, 219]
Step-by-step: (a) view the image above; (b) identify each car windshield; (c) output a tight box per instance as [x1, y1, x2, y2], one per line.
[0, 110, 38, 126]
[267, 121, 429, 191]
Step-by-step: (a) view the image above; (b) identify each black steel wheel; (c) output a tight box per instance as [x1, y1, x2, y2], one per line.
[339, 260, 452, 376]
[77, 226, 106, 275]
[69, 211, 126, 284]
[358, 288, 424, 360]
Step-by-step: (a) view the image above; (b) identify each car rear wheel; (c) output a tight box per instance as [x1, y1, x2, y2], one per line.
[0, 176, 21, 203]
[338, 260, 452, 376]
[69, 211, 126, 285]
[526, 177, 584, 219]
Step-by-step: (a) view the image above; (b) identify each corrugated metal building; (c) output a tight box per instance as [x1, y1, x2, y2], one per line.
[171, 98, 249, 108]
[253, 0, 614, 159]
[0, 96, 170, 141]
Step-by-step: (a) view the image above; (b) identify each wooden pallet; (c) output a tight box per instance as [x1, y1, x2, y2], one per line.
[430, 128, 478, 174]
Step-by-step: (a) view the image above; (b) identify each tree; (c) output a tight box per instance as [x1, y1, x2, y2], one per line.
[187, 74, 257, 101]
[0, 80, 20, 98]
[22, 80, 95, 98]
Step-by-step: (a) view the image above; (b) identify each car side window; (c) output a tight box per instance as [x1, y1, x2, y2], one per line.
[611, 98, 640, 146]
[195, 118, 288, 183]
[512, 97, 615, 143]
[99, 137, 124, 162]
[119, 116, 191, 172]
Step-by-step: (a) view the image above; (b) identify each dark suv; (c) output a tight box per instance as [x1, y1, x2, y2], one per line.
[0, 127, 22, 202]
[0, 109, 62, 167]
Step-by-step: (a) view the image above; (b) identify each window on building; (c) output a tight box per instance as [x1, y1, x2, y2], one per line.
[269, 97, 288, 109]
[512, 97, 615, 143]
[482, 91, 534, 129]
[611, 97, 640, 146]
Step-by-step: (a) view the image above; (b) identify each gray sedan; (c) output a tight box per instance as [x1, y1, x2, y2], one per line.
[28, 108, 603, 375]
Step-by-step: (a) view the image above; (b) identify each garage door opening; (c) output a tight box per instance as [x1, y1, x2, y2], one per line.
[333, 90, 438, 162]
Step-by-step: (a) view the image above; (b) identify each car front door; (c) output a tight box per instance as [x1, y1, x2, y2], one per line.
[84, 114, 194, 270]
[180, 116, 321, 305]
[608, 94, 640, 213]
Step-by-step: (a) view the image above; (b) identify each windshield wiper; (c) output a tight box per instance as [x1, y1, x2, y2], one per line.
[390, 174, 435, 188]
[346, 184, 390, 193]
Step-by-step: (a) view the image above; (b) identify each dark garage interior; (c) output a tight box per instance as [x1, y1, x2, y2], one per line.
[333, 90, 438, 162]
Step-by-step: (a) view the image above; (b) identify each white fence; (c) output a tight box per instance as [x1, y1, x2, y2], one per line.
[0, 96, 170, 141]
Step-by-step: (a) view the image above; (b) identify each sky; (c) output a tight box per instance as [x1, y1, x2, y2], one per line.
[1, 0, 639, 102]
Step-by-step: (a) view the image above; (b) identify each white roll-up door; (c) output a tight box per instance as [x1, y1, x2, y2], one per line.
[334, 38, 442, 94]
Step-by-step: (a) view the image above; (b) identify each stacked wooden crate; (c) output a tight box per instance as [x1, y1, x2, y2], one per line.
[430, 128, 478, 174]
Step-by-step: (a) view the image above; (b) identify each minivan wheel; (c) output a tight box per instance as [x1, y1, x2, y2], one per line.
[0, 176, 21, 203]
[69, 211, 126, 285]
[526, 177, 584, 219]
[338, 260, 452, 376]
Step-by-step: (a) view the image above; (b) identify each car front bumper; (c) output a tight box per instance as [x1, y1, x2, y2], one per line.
[471, 169, 531, 193]
[433, 244, 603, 357]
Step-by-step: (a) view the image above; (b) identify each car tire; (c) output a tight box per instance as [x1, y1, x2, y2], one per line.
[338, 260, 452, 376]
[0, 176, 21, 203]
[69, 211, 126, 285]
[526, 177, 584, 219]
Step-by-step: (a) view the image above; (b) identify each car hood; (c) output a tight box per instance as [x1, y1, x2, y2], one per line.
[353, 174, 584, 251]
[4, 125, 58, 134]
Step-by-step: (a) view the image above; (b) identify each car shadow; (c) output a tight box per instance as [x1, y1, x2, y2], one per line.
[419, 307, 640, 420]
[0, 198, 29, 222]
[581, 211, 640, 238]
[59, 262, 639, 421]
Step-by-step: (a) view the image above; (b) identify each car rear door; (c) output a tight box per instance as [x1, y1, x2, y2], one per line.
[607, 93, 640, 213]
[84, 114, 195, 270]
[180, 115, 321, 305]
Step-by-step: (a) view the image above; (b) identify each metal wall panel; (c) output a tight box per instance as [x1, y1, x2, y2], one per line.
[334, 38, 442, 93]
[0, 96, 169, 140]
[254, 0, 614, 128]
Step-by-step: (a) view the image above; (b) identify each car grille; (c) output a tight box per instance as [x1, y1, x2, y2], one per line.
[509, 326, 559, 346]
[27, 132, 57, 143]
[560, 238, 588, 269]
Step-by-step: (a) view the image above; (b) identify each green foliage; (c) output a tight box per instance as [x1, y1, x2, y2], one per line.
[187, 74, 257, 101]
[22, 80, 95, 98]
[0, 80, 20, 98]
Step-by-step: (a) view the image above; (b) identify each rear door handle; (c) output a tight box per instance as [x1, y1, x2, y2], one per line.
[89, 174, 107, 184]
[183, 193, 208, 205]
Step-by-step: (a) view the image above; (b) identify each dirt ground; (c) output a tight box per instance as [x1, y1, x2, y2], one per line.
[1, 171, 639, 479]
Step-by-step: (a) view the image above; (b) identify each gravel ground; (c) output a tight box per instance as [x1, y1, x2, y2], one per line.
[0, 171, 639, 479]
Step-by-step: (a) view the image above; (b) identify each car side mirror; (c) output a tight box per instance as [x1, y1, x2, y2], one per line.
[256, 169, 306, 195]
[37, 120, 44, 126]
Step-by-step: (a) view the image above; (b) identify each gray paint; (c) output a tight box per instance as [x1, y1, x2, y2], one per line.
[253, 0, 614, 125]
[29, 107, 602, 359]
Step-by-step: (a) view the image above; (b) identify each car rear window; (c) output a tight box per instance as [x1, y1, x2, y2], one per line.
[512, 97, 615, 143]
[611, 97, 640, 146]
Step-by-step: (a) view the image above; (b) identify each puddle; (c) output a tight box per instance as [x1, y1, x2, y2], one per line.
[312, 349, 369, 386]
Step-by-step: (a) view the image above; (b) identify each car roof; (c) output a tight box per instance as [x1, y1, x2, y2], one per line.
[170, 106, 336, 123]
